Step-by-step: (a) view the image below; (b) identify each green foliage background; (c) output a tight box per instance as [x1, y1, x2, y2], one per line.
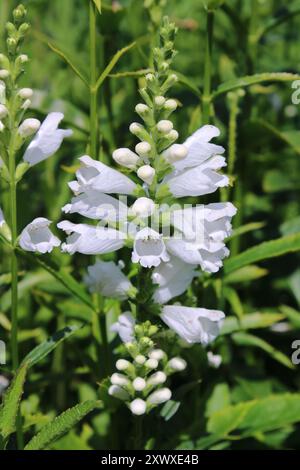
[1, 0, 300, 450]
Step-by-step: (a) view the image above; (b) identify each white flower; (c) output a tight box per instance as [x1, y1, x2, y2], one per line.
[147, 388, 172, 405]
[132, 377, 147, 391]
[161, 305, 225, 345]
[18, 88, 33, 99]
[0, 207, 5, 227]
[57, 220, 125, 255]
[168, 357, 187, 371]
[164, 99, 177, 111]
[111, 312, 135, 343]
[148, 349, 165, 361]
[131, 197, 156, 218]
[207, 351, 222, 369]
[116, 359, 131, 371]
[112, 148, 140, 169]
[68, 155, 137, 195]
[147, 371, 167, 386]
[130, 398, 147, 415]
[157, 120, 173, 134]
[111, 373, 130, 387]
[135, 142, 151, 156]
[84, 260, 134, 300]
[152, 256, 197, 304]
[23, 112, 72, 165]
[167, 203, 237, 273]
[163, 144, 188, 163]
[132, 227, 169, 268]
[19, 218, 60, 254]
[18, 118, 41, 138]
[62, 190, 128, 222]
[145, 358, 158, 369]
[137, 165, 155, 185]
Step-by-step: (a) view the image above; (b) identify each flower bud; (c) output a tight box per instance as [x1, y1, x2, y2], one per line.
[110, 373, 130, 387]
[131, 197, 155, 218]
[161, 74, 178, 93]
[21, 99, 31, 110]
[13, 4, 27, 21]
[207, 351, 222, 369]
[147, 388, 172, 405]
[18, 118, 41, 138]
[137, 165, 155, 185]
[168, 357, 187, 371]
[0, 70, 9, 79]
[155, 96, 166, 107]
[145, 358, 158, 369]
[157, 120, 173, 134]
[18, 88, 33, 99]
[135, 141, 151, 156]
[164, 99, 178, 112]
[135, 103, 150, 116]
[7, 37, 17, 54]
[130, 398, 147, 415]
[148, 349, 165, 361]
[112, 148, 140, 169]
[147, 371, 167, 386]
[18, 23, 30, 36]
[167, 130, 179, 142]
[135, 355, 146, 365]
[163, 144, 188, 163]
[132, 377, 146, 391]
[109, 385, 130, 401]
[18, 54, 28, 64]
[129, 122, 149, 141]
[145, 73, 155, 82]
[0, 105, 8, 120]
[116, 359, 131, 371]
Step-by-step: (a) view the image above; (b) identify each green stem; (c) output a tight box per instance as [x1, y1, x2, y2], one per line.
[202, 10, 214, 125]
[89, 0, 99, 159]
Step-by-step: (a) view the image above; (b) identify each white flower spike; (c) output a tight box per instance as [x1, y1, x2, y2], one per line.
[84, 260, 134, 300]
[23, 112, 72, 166]
[161, 305, 225, 345]
[19, 218, 60, 254]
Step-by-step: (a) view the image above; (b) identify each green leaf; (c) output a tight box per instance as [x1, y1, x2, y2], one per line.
[224, 233, 300, 274]
[95, 42, 136, 91]
[224, 265, 268, 284]
[48, 41, 89, 87]
[92, 0, 101, 14]
[24, 400, 101, 450]
[221, 312, 285, 335]
[205, 383, 231, 417]
[208, 394, 300, 438]
[213, 73, 300, 98]
[223, 286, 244, 318]
[227, 222, 265, 241]
[280, 305, 300, 328]
[160, 400, 181, 421]
[0, 363, 28, 440]
[253, 119, 300, 155]
[21, 325, 81, 369]
[232, 332, 294, 369]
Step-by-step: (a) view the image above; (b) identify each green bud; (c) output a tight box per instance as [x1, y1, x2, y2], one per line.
[6, 22, 17, 36]
[148, 325, 159, 337]
[15, 162, 29, 182]
[161, 73, 178, 94]
[13, 4, 27, 22]
[18, 23, 30, 36]
[7, 37, 17, 54]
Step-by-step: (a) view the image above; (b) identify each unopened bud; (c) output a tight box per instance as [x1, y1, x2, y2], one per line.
[147, 371, 167, 386]
[131, 197, 155, 218]
[155, 96, 166, 107]
[18, 54, 28, 63]
[111, 373, 130, 387]
[21, 99, 31, 110]
[135, 355, 146, 365]
[147, 388, 172, 405]
[108, 385, 130, 401]
[148, 349, 165, 361]
[135, 141, 151, 156]
[163, 144, 188, 163]
[145, 358, 158, 369]
[0, 70, 10, 79]
[168, 357, 187, 371]
[18, 118, 41, 138]
[112, 148, 140, 169]
[0, 121, 4, 132]
[18, 23, 30, 36]
[130, 398, 147, 415]
[135, 103, 150, 115]
[132, 377, 146, 391]
[164, 99, 178, 111]
[157, 120, 173, 134]
[116, 359, 131, 371]
[0, 105, 8, 119]
[137, 165, 155, 185]
[18, 88, 33, 99]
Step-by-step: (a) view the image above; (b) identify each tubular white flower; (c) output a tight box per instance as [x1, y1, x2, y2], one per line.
[116, 359, 131, 371]
[131, 197, 156, 218]
[62, 190, 128, 222]
[130, 399, 147, 415]
[152, 256, 197, 304]
[147, 371, 167, 386]
[18, 118, 41, 138]
[135, 141, 151, 156]
[57, 220, 125, 255]
[163, 144, 188, 163]
[207, 351, 222, 369]
[108, 385, 130, 401]
[69, 155, 136, 195]
[113, 148, 140, 169]
[132, 227, 169, 268]
[18, 88, 33, 99]
[111, 373, 130, 387]
[157, 120, 173, 134]
[111, 312, 135, 344]
[137, 165, 155, 185]
[84, 260, 134, 300]
[147, 388, 172, 405]
[168, 357, 187, 371]
[167, 203, 237, 273]
[0, 104, 8, 119]
[19, 218, 60, 254]
[23, 112, 72, 165]
[133, 377, 147, 391]
[161, 305, 225, 345]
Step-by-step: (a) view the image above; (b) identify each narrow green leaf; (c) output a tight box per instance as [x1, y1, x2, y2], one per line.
[213, 73, 300, 98]
[25, 400, 101, 450]
[95, 42, 136, 91]
[22, 325, 82, 369]
[221, 312, 285, 335]
[223, 286, 244, 318]
[0, 363, 28, 440]
[224, 265, 268, 284]
[254, 119, 300, 155]
[280, 305, 300, 328]
[224, 233, 300, 274]
[160, 400, 181, 421]
[227, 221, 265, 241]
[109, 68, 152, 78]
[48, 42, 89, 87]
[232, 332, 294, 369]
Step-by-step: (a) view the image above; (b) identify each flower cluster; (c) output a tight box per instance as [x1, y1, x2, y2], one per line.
[109, 320, 186, 415]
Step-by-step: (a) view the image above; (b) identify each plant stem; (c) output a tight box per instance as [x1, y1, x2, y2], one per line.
[202, 10, 214, 124]
[89, 0, 99, 159]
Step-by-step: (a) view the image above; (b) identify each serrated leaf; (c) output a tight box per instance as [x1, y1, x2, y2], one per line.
[22, 325, 81, 369]
[221, 312, 285, 335]
[48, 42, 89, 87]
[213, 73, 300, 98]
[0, 363, 28, 440]
[224, 233, 300, 274]
[24, 400, 101, 450]
[232, 332, 294, 369]
[95, 42, 136, 91]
